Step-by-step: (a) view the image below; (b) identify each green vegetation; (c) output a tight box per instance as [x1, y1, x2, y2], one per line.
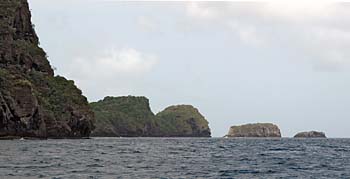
[90, 96, 157, 137]
[91, 96, 211, 137]
[155, 105, 211, 137]
[28, 71, 93, 127]
[13, 79, 32, 87]
[13, 39, 46, 57]
[0, 0, 21, 35]
[0, 0, 94, 138]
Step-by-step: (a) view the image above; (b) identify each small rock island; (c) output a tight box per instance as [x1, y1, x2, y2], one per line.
[156, 105, 211, 137]
[226, 123, 281, 138]
[294, 131, 326, 138]
[91, 96, 211, 137]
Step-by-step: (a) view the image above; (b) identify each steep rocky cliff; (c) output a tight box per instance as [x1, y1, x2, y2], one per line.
[91, 96, 211, 137]
[0, 0, 94, 138]
[294, 131, 326, 138]
[226, 123, 281, 138]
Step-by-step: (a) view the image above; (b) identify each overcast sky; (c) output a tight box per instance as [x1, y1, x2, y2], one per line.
[28, 0, 350, 137]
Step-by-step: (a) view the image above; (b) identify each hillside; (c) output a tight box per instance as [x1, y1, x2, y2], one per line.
[0, 0, 94, 138]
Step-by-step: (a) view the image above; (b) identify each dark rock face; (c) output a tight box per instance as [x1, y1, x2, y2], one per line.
[0, 0, 94, 138]
[226, 123, 281, 138]
[294, 131, 326, 138]
[91, 96, 211, 137]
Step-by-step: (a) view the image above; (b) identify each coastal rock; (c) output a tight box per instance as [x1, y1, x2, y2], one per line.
[155, 105, 211, 137]
[226, 123, 281, 138]
[91, 96, 211, 137]
[294, 131, 326, 138]
[0, 0, 94, 138]
[90, 96, 158, 137]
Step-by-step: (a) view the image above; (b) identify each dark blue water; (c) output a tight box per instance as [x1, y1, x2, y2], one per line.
[0, 138, 349, 179]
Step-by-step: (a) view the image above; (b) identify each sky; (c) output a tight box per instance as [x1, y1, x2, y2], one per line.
[28, 0, 350, 137]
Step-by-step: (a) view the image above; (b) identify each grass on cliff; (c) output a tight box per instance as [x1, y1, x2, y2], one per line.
[155, 105, 209, 135]
[28, 71, 91, 122]
[0, 1, 22, 34]
[13, 40, 47, 57]
[90, 98, 211, 136]
[90, 96, 156, 133]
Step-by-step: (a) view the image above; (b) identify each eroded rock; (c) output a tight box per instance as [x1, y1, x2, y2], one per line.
[294, 131, 326, 138]
[226, 123, 281, 138]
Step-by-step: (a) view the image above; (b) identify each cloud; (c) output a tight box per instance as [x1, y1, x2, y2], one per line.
[263, 1, 334, 19]
[186, 2, 218, 20]
[137, 16, 158, 32]
[184, 2, 350, 71]
[227, 21, 264, 46]
[67, 48, 157, 80]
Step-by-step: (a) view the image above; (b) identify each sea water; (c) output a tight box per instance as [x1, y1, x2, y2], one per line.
[0, 138, 349, 178]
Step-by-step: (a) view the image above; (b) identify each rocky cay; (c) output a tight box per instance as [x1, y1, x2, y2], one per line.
[225, 123, 281, 138]
[91, 96, 211, 137]
[294, 131, 326, 138]
[0, 0, 94, 138]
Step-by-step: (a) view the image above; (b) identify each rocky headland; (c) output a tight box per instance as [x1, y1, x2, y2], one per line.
[0, 0, 94, 138]
[90, 96, 158, 137]
[226, 123, 281, 138]
[91, 96, 211, 137]
[156, 105, 211, 137]
[294, 131, 326, 138]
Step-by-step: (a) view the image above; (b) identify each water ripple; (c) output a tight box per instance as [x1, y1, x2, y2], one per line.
[0, 138, 349, 178]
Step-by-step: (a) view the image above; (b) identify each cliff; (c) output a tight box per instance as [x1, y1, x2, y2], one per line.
[90, 96, 211, 137]
[0, 0, 94, 138]
[226, 123, 281, 138]
[294, 131, 326, 138]
[155, 105, 211, 137]
[90, 96, 158, 137]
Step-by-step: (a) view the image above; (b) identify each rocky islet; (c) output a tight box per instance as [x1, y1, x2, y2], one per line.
[294, 131, 326, 138]
[225, 123, 282, 138]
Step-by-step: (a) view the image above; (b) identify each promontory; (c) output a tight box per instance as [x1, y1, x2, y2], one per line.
[226, 123, 281, 138]
[0, 0, 95, 138]
[90, 96, 211, 137]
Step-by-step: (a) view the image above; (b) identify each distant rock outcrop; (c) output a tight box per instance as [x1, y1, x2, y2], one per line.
[294, 131, 326, 138]
[91, 96, 211, 137]
[156, 105, 211, 137]
[226, 123, 281, 138]
[0, 0, 95, 138]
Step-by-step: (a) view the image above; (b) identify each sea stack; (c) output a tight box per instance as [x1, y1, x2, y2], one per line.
[155, 105, 211, 137]
[226, 123, 281, 138]
[0, 0, 94, 138]
[294, 131, 326, 138]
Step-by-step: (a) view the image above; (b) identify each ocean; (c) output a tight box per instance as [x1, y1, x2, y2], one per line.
[0, 138, 349, 179]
